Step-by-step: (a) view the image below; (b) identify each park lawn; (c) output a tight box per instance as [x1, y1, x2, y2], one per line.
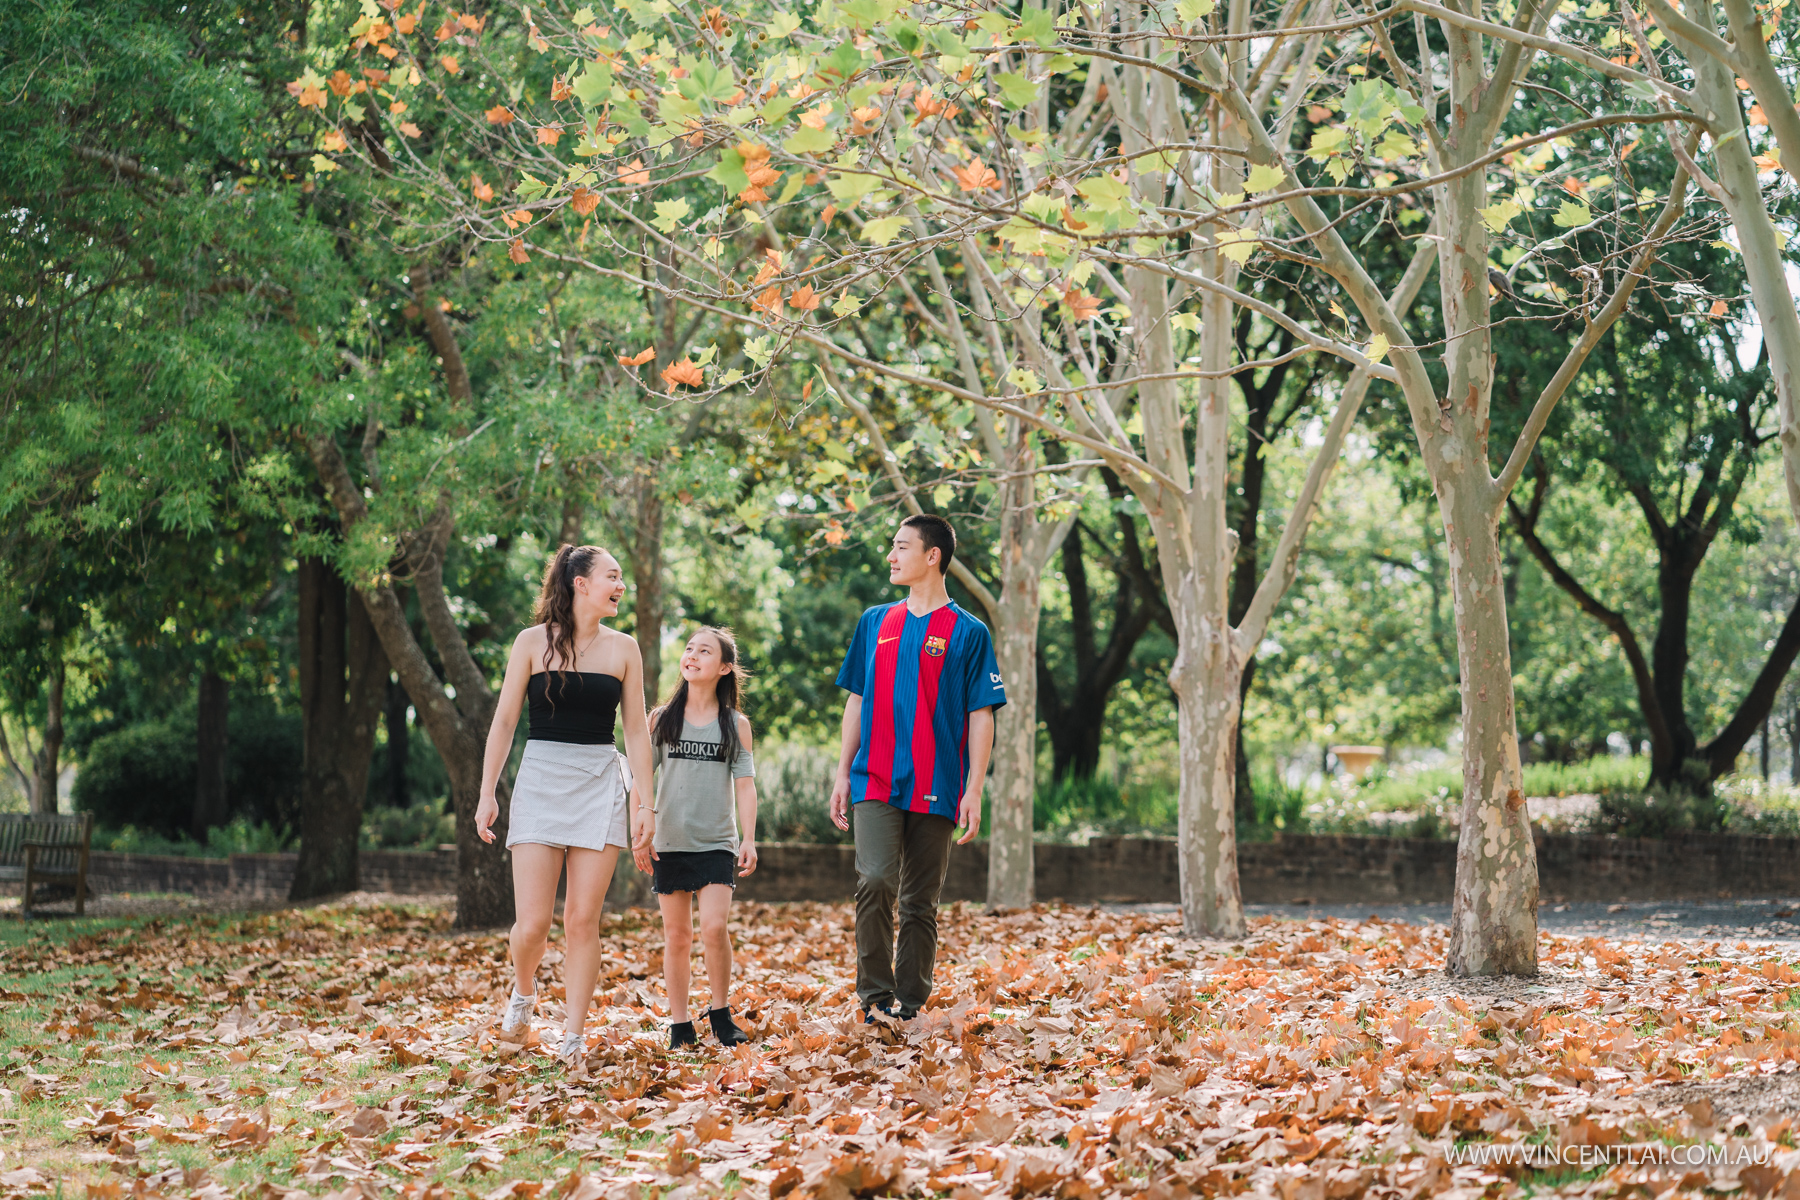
[0, 900, 1798, 1199]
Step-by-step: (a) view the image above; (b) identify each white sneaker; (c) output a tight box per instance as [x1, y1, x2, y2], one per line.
[501, 990, 537, 1033]
[558, 1030, 585, 1062]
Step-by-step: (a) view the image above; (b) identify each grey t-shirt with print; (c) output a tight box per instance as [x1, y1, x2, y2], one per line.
[652, 716, 755, 854]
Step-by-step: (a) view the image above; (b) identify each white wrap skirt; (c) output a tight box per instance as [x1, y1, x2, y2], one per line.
[506, 740, 630, 852]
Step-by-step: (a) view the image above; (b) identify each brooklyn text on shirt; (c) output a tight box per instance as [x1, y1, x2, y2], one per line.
[667, 737, 724, 760]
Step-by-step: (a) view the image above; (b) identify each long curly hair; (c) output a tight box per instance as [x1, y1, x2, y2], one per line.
[651, 627, 748, 763]
[534, 545, 608, 686]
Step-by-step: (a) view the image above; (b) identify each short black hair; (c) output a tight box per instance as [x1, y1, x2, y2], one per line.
[900, 513, 956, 575]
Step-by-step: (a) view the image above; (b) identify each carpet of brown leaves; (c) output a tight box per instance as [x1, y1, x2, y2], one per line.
[3, 898, 1800, 1199]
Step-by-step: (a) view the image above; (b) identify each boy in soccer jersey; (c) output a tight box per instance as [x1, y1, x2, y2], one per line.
[830, 514, 1004, 1021]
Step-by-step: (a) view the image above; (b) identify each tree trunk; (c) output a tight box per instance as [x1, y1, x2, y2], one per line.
[987, 533, 1042, 910]
[385, 675, 411, 808]
[1647, 550, 1702, 790]
[631, 485, 666, 706]
[292, 558, 389, 900]
[1441, 499, 1540, 976]
[28, 655, 64, 815]
[192, 671, 230, 838]
[1169, 596, 1246, 939]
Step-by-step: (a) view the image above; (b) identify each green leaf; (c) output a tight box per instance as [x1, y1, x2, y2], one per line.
[837, 0, 898, 29]
[932, 484, 956, 507]
[572, 5, 596, 23]
[707, 148, 751, 194]
[975, 12, 1012, 39]
[718, 368, 745, 388]
[1169, 311, 1201, 333]
[1244, 163, 1285, 193]
[1007, 367, 1042, 393]
[516, 173, 549, 200]
[1367, 333, 1389, 363]
[1479, 198, 1523, 232]
[651, 198, 691, 232]
[1077, 173, 1131, 212]
[571, 64, 613, 109]
[1216, 229, 1259, 264]
[768, 11, 801, 38]
[861, 214, 906, 245]
[1176, 0, 1215, 19]
[995, 72, 1039, 110]
[1374, 130, 1418, 159]
[927, 26, 968, 56]
[777, 170, 807, 202]
[832, 291, 861, 316]
[1307, 126, 1348, 160]
[678, 59, 737, 103]
[827, 172, 881, 203]
[759, 94, 798, 124]
[1017, 6, 1057, 45]
[693, 344, 718, 366]
[784, 124, 838, 154]
[744, 335, 774, 366]
[820, 40, 869, 83]
[1552, 199, 1593, 228]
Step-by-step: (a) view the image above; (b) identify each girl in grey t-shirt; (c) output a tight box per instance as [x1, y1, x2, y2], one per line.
[634, 627, 760, 1050]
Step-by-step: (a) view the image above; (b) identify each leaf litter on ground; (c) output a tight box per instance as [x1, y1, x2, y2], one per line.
[2, 898, 1800, 1198]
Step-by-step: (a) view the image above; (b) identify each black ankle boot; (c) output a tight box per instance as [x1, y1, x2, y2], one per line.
[706, 1007, 749, 1046]
[669, 1021, 698, 1049]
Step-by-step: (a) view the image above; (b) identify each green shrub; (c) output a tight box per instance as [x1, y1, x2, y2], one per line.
[74, 722, 194, 834]
[1034, 771, 1179, 842]
[362, 802, 456, 850]
[755, 743, 850, 844]
[73, 706, 302, 837]
[93, 817, 291, 857]
[1584, 786, 1731, 837]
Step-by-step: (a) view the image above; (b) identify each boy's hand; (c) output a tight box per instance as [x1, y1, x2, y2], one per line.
[955, 791, 982, 845]
[737, 840, 758, 876]
[830, 774, 851, 831]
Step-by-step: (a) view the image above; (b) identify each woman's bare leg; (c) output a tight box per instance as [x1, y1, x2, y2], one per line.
[658, 891, 695, 1023]
[510, 843, 567, 997]
[560, 846, 620, 1037]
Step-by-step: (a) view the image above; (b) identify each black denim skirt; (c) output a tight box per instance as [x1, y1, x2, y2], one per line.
[651, 849, 738, 894]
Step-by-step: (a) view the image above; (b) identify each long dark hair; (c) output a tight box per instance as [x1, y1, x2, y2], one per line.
[534, 544, 608, 681]
[652, 627, 747, 763]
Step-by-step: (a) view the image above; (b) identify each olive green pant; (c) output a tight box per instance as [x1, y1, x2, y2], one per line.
[852, 800, 956, 1015]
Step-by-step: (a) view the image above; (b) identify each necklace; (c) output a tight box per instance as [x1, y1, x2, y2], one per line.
[575, 627, 602, 664]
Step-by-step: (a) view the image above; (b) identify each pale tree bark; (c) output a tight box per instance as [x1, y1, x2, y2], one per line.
[1181, 0, 1699, 969]
[1644, 0, 1800, 532]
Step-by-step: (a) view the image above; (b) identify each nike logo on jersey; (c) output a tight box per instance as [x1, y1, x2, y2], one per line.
[878, 636, 899, 645]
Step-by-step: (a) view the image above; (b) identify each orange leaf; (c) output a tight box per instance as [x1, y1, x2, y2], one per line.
[824, 519, 847, 546]
[618, 159, 650, 186]
[297, 85, 328, 110]
[470, 173, 494, 202]
[552, 77, 574, 102]
[376, 43, 399, 59]
[800, 105, 831, 130]
[508, 238, 530, 264]
[395, 12, 417, 34]
[950, 159, 1002, 191]
[319, 130, 349, 152]
[486, 105, 515, 125]
[661, 359, 705, 388]
[752, 286, 784, 316]
[569, 187, 599, 216]
[440, 55, 461, 74]
[504, 208, 534, 228]
[1064, 286, 1102, 321]
[618, 346, 657, 366]
[1710, 298, 1729, 316]
[328, 70, 357, 97]
[1062, 203, 1088, 231]
[399, 121, 423, 137]
[739, 141, 772, 165]
[1754, 151, 1782, 171]
[789, 284, 822, 311]
[1749, 104, 1768, 126]
[363, 69, 390, 85]
[388, 99, 407, 114]
[536, 126, 563, 146]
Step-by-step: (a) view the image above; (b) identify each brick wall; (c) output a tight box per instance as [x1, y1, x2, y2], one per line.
[58, 832, 1800, 910]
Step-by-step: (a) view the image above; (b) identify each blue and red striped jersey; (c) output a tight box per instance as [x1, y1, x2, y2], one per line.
[835, 600, 1007, 820]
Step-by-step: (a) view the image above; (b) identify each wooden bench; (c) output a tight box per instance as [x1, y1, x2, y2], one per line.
[0, 813, 94, 916]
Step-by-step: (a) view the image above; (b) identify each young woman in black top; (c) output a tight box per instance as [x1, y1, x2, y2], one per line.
[475, 544, 655, 1063]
